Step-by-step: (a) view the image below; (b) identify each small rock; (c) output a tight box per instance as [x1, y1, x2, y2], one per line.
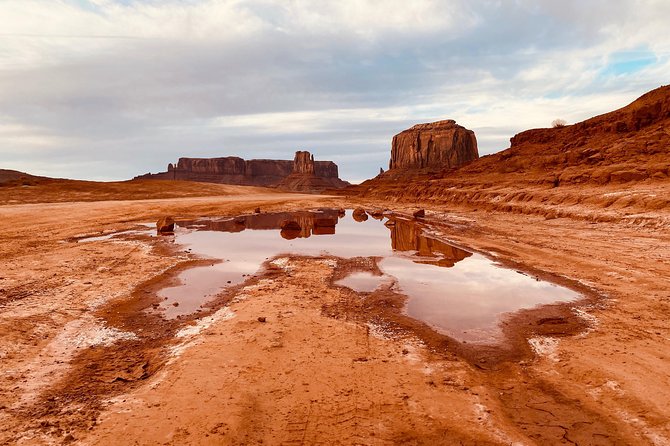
[369, 210, 384, 220]
[156, 216, 175, 235]
[254, 207, 261, 213]
[257, 316, 267, 323]
[413, 209, 425, 218]
[352, 208, 368, 222]
[172, 302, 179, 307]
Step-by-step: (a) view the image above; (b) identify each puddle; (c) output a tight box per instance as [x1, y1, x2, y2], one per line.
[78, 229, 153, 242]
[382, 256, 577, 343]
[334, 272, 392, 293]
[158, 209, 580, 343]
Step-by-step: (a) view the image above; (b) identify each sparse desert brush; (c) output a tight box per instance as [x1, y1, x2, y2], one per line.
[552, 118, 567, 128]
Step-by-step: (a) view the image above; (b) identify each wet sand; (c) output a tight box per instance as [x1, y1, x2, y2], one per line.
[1, 187, 669, 445]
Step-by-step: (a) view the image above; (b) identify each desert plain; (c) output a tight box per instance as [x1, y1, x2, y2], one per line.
[0, 168, 669, 446]
[3, 1, 670, 444]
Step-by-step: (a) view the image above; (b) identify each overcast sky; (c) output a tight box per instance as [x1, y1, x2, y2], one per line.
[1, 0, 669, 182]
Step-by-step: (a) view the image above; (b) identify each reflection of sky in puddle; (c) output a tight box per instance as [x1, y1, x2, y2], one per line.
[78, 229, 153, 243]
[381, 256, 577, 343]
[159, 210, 580, 344]
[334, 272, 391, 293]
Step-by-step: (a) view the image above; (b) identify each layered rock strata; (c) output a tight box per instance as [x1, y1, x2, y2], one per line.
[136, 151, 347, 191]
[389, 120, 479, 170]
[276, 151, 349, 192]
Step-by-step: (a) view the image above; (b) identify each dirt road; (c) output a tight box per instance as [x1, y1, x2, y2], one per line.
[1, 187, 669, 445]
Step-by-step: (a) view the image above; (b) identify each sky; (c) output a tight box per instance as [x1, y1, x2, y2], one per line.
[1, 0, 669, 183]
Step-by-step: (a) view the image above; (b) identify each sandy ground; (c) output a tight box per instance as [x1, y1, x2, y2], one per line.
[1, 186, 669, 445]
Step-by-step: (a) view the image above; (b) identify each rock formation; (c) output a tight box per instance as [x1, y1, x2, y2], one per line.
[276, 151, 349, 192]
[347, 85, 670, 220]
[413, 209, 425, 218]
[293, 151, 315, 174]
[389, 219, 472, 268]
[0, 169, 46, 187]
[462, 84, 670, 185]
[389, 120, 479, 170]
[156, 216, 175, 235]
[135, 150, 348, 192]
[352, 208, 368, 222]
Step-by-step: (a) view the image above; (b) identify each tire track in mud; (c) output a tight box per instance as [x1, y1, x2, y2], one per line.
[488, 371, 632, 445]
[278, 321, 370, 445]
[278, 321, 398, 446]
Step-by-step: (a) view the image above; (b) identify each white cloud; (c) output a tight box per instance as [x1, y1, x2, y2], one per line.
[0, 0, 669, 181]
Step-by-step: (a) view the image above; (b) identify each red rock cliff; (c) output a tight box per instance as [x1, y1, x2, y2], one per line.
[135, 151, 347, 191]
[349, 85, 670, 215]
[276, 151, 349, 192]
[389, 120, 479, 170]
[462, 84, 670, 185]
[293, 151, 315, 174]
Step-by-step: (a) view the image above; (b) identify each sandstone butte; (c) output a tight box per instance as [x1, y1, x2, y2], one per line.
[351, 85, 670, 215]
[389, 119, 479, 170]
[276, 150, 350, 192]
[135, 150, 349, 192]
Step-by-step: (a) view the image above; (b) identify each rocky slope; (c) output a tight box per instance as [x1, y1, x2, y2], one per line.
[464, 85, 670, 186]
[390, 120, 479, 170]
[136, 151, 348, 191]
[0, 169, 45, 186]
[350, 85, 670, 224]
[0, 179, 277, 205]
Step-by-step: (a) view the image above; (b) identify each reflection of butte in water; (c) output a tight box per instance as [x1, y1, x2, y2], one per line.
[162, 209, 579, 340]
[390, 219, 471, 267]
[180, 210, 470, 268]
[178, 209, 342, 240]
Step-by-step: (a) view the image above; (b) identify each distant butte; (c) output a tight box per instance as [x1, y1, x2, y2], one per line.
[390, 120, 479, 170]
[277, 150, 350, 192]
[135, 150, 349, 192]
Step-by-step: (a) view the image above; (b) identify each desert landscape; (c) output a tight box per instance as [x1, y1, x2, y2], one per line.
[1, 85, 669, 445]
[2, 2, 670, 445]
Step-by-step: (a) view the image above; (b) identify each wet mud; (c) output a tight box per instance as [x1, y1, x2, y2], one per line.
[3, 201, 662, 445]
[24, 209, 594, 436]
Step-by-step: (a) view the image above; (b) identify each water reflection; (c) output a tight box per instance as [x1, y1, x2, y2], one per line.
[159, 209, 579, 344]
[177, 210, 469, 263]
[179, 209, 341, 239]
[334, 272, 393, 293]
[389, 219, 472, 267]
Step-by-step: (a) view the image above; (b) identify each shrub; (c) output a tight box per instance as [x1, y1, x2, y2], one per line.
[552, 118, 567, 128]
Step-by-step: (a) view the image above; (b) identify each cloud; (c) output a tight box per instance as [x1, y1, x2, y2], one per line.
[0, 0, 669, 181]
